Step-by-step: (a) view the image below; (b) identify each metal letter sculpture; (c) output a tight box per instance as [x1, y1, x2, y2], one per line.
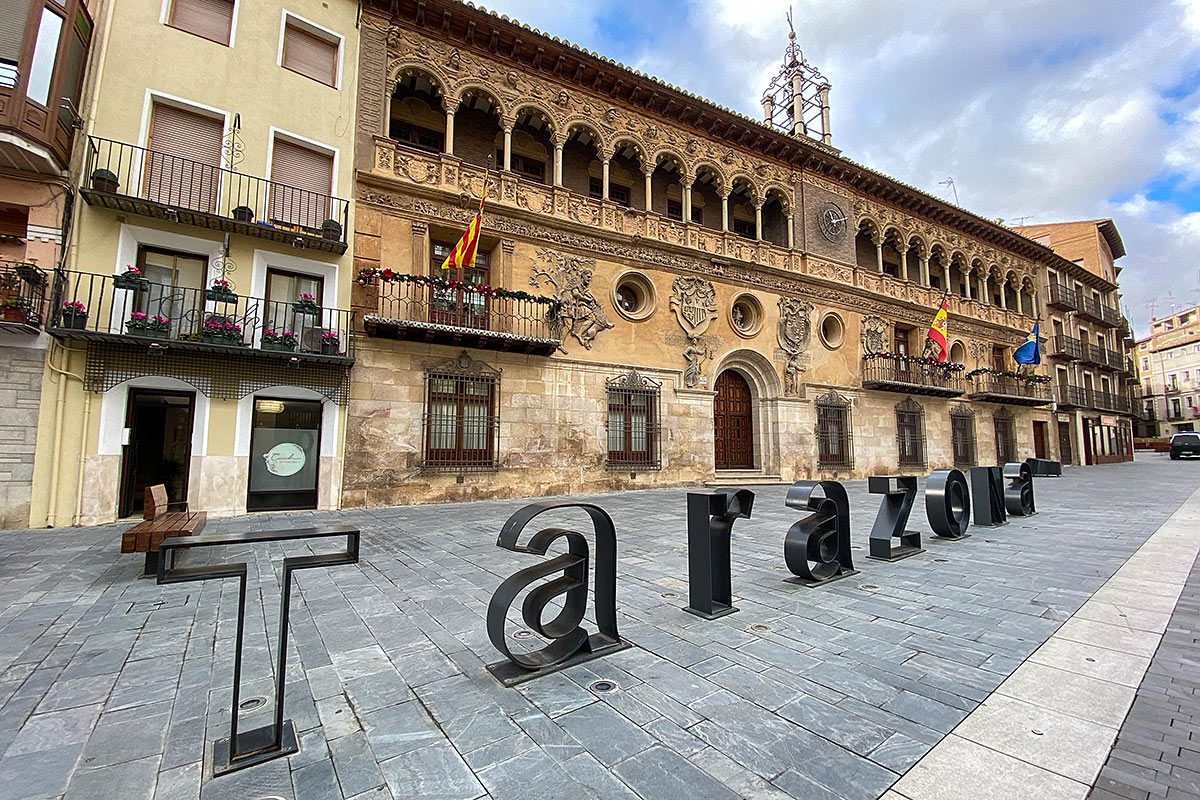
[684, 490, 755, 619]
[784, 480, 857, 586]
[1025, 457, 1062, 477]
[486, 501, 629, 686]
[970, 466, 1007, 527]
[157, 526, 360, 776]
[1004, 461, 1037, 516]
[926, 469, 972, 539]
[867, 476, 923, 561]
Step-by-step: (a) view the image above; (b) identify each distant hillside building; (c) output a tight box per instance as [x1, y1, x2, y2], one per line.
[1136, 305, 1200, 437]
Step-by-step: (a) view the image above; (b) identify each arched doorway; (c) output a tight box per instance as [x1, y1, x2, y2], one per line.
[714, 370, 754, 469]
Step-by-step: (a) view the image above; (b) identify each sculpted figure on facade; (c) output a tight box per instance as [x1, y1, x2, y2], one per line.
[531, 249, 613, 350]
[861, 315, 889, 355]
[670, 276, 719, 388]
[778, 297, 814, 396]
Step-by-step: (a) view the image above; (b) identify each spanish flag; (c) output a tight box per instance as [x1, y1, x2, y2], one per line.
[927, 296, 950, 362]
[440, 182, 488, 270]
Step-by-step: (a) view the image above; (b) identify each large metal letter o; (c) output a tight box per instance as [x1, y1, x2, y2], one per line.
[926, 469, 971, 539]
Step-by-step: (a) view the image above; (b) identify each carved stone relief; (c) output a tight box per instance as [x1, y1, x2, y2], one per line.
[670, 276, 719, 388]
[778, 297, 815, 396]
[861, 315, 889, 355]
[531, 249, 614, 350]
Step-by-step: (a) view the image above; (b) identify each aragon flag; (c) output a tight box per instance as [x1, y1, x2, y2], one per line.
[440, 182, 488, 270]
[926, 296, 950, 362]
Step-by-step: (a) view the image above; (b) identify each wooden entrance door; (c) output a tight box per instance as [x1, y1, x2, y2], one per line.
[1058, 420, 1073, 464]
[1032, 421, 1048, 460]
[714, 371, 754, 469]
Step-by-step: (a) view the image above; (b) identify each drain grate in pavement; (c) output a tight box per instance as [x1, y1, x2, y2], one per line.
[749, 623, 773, 633]
[239, 697, 267, 713]
[588, 679, 619, 694]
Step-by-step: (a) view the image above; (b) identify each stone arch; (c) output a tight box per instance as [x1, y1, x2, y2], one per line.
[762, 183, 792, 214]
[561, 117, 609, 153]
[509, 101, 559, 135]
[727, 172, 760, 205]
[761, 187, 791, 247]
[650, 147, 689, 177]
[711, 347, 785, 474]
[610, 135, 649, 169]
[855, 214, 883, 242]
[907, 234, 928, 259]
[387, 62, 450, 99]
[451, 84, 507, 119]
[689, 159, 726, 194]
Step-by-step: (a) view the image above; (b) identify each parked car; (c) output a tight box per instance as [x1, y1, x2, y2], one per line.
[1170, 432, 1200, 460]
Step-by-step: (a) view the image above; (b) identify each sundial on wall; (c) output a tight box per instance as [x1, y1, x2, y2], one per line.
[818, 202, 847, 242]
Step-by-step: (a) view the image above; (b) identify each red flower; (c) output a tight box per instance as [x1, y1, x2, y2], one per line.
[381, 269, 395, 280]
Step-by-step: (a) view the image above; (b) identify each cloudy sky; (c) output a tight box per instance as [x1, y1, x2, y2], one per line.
[480, 0, 1200, 335]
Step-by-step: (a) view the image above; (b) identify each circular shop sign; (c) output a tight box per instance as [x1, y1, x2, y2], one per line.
[263, 442, 307, 477]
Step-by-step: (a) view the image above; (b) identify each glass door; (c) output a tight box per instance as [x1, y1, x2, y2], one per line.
[265, 269, 324, 352]
[246, 397, 322, 512]
[136, 247, 206, 338]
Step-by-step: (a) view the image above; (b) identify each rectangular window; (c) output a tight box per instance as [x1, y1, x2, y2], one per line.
[950, 410, 975, 468]
[246, 397, 322, 512]
[424, 370, 498, 471]
[896, 407, 925, 470]
[816, 395, 853, 470]
[135, 246, 206, 337]
[0, 1, 34, 89]
[666, 200, 683, 221]
[994, 413, 1016, 464]
[733, 218, 755, 239]
[265, 268, 324, 351]
[991, 345, 1007, 373]
[145, 101, 224, 213]
[282, 19, 338, 87]
[690, 205, 703, 224]
[26, 5, 64, 106]
[429, 241, 489, 330]
[607, 383, 660, 470]
[168, 0, 234, 46]
[588, 176, 602, 201]
[269, 136, 334, 231]
[394, 122, 443, 152]
[510, 153, 545, 181]
[0, 205, 29, 239]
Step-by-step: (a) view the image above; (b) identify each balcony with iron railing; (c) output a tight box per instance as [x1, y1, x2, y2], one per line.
[966, 371, 1053, 406]
[45, 270, 354, 363]
[0, 261, 49, 334]
[1078, 341, 1108, 368]
[1056, 384, 1133, 414]
[80, 137, 349, 254]
[861, 356, 965, 398]
[1048, 334, 1082, 361]
[1076, 295, 1120, 327]
[1046, 283, 1078, 312]
[357, 272, 562, 356]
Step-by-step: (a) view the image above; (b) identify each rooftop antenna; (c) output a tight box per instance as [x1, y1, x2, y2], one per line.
[1166, 291, 1178, 314]
[938, 178, 959, 206]
[1145, 298, 1157, 322]
[761, 6, 832, 146]
[1013, 215, 1033, 226]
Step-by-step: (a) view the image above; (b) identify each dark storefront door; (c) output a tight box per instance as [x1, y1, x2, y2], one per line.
[714, 370, 754, 470]
[1032, 421, 1048, 460]
[1058, 420, 1073, 464]
[247, 397, 323, 512]
[119, 389, 195, 518]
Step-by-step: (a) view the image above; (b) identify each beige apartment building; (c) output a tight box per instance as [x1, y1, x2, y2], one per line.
[340, 0, 1079, 509]
[1014, 220, 1137, 465]
[1136, 305, 1200, 437]
[18, 0, 361, 528]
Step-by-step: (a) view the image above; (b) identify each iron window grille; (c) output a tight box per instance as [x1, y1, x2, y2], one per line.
[816, 389, 854, 470]
[605, 370, 662, 470]
[949, 403, 976, 468]
[994, 408, 1017, 464]
[895, 397, 926, 471]
[422, 352, 500, 472]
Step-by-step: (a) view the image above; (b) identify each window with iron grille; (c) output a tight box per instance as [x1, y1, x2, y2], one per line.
[950, 404, 976, 468]
[422, 353, 500, 471]
[605, 370, 661, 470]
[895, 397, 926, 470]
[994, 408, 1016, 464]
[816, 390, 854, 470]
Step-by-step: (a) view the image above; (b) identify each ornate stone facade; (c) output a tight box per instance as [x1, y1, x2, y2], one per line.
[343, 2, 1061, 508]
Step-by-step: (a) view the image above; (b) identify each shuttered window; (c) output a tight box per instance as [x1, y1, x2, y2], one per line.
[0, 0, 33, 88]
[269, 138, 333, 230]
[144, 102, 224, 213]
[282, 22, 337, 87]
[169, 0, 235, 46]
[0, 205, 29, 239]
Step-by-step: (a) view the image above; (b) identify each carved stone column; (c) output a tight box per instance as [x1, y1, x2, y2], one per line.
[786, 212, 794, 249]
[721, 194, 729, 232]
[502, 126, 513, 172]
[602, 158, 611, 201]
[554, 142, 564, 186]
[444, 109, 456, 156]
[755, 203, 763, 241]
[965, 271, 973, 300]
[683, 183, 693, 224]
[942, 263, 951, 290]
[919, 255, 929, 286]
[643, 168, 653, 213]
[899, 250, 908, 282]
[875, 241, 884, 274]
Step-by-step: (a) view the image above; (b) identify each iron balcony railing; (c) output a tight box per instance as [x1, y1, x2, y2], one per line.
[81, 136, 349, 252]
[362, 273, 562, 355]
[1046, 283, 1078, 311]
[1076, 295, 1120, 327]
[967, 372, 1053, 405]
[46, 270, 354, 360]
[1048, 334, 1082, 360]
[0, 261, 49, 332]
[861, 357, 964, 397]
[1056, 384, 1132, 414]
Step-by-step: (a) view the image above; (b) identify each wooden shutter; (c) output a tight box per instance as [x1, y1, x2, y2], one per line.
[283, 23, 337, 87]
[169, 0, 234, 46]
[0, 0, 33, 68]
[145, 103, 224, 213]
[269, 139, 333, 230]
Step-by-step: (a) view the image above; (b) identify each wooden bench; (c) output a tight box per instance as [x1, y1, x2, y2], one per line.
[121, 485, 207, 575]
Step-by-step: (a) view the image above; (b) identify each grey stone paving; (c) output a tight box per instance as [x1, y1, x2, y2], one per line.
[1089, 539, 1200, 800]
[0, 456, 1196, 800]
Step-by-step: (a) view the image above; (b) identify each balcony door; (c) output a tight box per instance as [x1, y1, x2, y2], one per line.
[136, 246, 206, 337]
[269, 138, 333, 232]
[145, 102, 223, 213]
[429, 242, 489, 330]
[265, 269, 324, 352]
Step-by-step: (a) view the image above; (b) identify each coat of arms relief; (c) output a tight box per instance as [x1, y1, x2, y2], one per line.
[531, 249, 614, 350]
[670, 277, 718, 388]
[861, 315, 889, 355]
[778, 297, 814, 396]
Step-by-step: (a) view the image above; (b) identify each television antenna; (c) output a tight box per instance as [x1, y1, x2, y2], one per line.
[1013, 215, 1033, 226]
[938, 177, 959, 205]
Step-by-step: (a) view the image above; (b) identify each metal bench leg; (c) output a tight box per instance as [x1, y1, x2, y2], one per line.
[143, 550, 159, 578]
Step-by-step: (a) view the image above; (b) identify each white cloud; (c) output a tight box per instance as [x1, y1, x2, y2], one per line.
[483, 0, 1200, 334]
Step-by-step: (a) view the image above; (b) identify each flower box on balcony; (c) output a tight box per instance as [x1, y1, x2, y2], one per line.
[232, 206, 255, 223]
[129, 327, 168, 339]
[60, 312, 87, 330]
[90, 168, 119, 194]
[262, 341, 298, 352]
[2, 306, 30, 324]
[205, 288, 238, 303]
[114, 275, 149, 291]
[294, 294, 319, 315]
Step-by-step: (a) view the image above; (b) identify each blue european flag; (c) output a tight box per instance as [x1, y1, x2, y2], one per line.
[1013, 323, 1041, 365]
